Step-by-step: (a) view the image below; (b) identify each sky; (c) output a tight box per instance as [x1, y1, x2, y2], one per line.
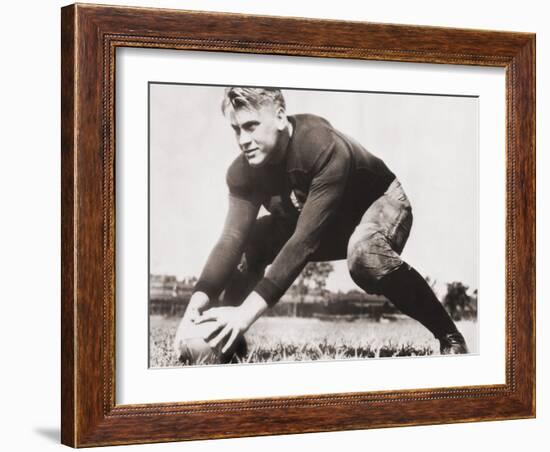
[149, 84, 478, 297]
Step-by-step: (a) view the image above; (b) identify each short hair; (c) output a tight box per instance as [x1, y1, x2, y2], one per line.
[221, 87, 286, 116]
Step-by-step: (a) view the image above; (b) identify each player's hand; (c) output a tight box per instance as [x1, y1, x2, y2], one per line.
[197, 292, 269, 353]
[184, 291, 210, 323]
[173, 292, 210, 355]
[196, 306, 249, 354]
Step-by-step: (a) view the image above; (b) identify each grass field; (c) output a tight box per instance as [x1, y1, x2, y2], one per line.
[150, 315, 478, 367]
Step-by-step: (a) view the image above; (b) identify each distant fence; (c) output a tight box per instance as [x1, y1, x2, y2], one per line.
[149, 292, 477, 321]
[149, 294, 402, 321]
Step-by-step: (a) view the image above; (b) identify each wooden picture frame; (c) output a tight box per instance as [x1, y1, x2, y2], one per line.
[61, 3, 535, 447]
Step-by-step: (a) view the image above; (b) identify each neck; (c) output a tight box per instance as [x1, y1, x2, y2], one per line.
[271, 120, 293, 165]
[287, 118, 294, 139]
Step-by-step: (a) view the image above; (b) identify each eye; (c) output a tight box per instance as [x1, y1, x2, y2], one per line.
[242, 122, 259, 133]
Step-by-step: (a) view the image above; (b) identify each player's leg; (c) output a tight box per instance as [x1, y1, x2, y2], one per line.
[220, 215, 295, 307]
[346, 179, 468, 354]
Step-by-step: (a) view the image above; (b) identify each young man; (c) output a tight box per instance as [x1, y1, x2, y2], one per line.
[173, 87, 468, 359]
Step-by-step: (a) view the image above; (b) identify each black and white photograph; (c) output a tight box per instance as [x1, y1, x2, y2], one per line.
[148, 83, 479, 367]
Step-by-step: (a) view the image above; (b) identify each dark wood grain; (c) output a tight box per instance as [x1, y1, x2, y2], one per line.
[61, 3, 536, 447]
[61, 4, 76, 446]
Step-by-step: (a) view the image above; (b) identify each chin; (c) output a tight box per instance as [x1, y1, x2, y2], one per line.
[246, 157, 267, 167]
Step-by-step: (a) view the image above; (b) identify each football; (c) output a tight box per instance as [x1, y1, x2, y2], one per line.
[173, 317, 247, 365]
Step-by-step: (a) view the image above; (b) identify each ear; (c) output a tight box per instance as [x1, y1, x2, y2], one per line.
[275, 106, 287, 131]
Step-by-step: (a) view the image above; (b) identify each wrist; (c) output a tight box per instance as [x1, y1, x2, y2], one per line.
[239, 292, 268, 329]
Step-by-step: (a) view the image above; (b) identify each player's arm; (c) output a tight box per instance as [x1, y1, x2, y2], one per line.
[190, 192, 261, 313]
[255, 137, 351, 306]
[173, 192, 260, 354]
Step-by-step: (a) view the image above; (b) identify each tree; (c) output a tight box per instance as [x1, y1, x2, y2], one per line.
[442, 281, 477, 320]
[293, 262, 334, 316]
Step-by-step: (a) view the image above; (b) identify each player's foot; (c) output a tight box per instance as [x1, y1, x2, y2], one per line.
[439, 332, 469, 355]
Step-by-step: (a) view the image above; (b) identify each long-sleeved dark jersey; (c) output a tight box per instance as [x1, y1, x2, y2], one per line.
[194, 114, 396, 306]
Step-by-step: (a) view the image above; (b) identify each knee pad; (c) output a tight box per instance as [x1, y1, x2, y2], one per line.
[347, 230, 403, 293]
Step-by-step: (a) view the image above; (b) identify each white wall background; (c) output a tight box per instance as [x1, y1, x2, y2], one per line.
[0, 1, 545, 451]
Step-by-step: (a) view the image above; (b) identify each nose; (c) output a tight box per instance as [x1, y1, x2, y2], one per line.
[239, 131, 253, 149]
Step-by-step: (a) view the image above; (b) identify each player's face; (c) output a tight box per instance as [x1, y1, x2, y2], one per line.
[228, 104, 286, 167]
